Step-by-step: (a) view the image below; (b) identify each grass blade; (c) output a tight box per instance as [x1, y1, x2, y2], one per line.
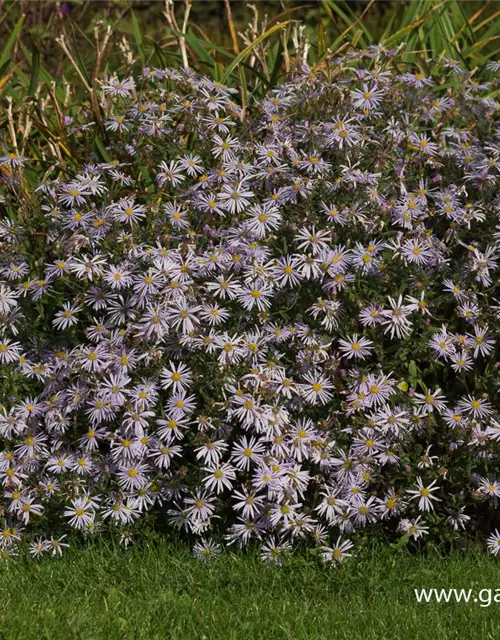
[0, 14, 25, 69]
[131, 10, 146, 64]
[70, 23, 92, 88]
[221, 22, 290, 84]
[28, 45, 40, 96]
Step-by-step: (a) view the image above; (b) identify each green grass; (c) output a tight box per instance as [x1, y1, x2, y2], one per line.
[0, 539, 499, 639]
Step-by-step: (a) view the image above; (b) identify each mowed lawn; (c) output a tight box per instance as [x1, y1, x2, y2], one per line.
[0, 539, 499, 640]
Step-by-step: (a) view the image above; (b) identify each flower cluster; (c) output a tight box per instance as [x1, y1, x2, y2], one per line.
[1, 47, 500, 562]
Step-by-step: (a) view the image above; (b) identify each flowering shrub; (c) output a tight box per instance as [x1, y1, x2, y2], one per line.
[1, 47, 500, 562]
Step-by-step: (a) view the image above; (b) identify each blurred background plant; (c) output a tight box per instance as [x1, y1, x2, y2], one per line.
[1, 0, 500, 176]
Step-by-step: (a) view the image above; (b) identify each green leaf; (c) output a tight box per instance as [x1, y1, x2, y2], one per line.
[183, 29, 219, 70]
[131, 10, 146, 64]
[94, 136, 112, 163]
[70, 22, 92, 88]
[323, 0, 373, 46]
[29, 45, 40, 96]
[408, 360, 418, 380]
[267, 37, 284, 90]
[0, 13, 25, 69]
[0, 60, 11, 79]
[222, 22, 290, 84]
[147, 39, 166, 67]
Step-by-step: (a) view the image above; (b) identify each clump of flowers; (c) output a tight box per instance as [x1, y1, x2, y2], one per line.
[1, 47, 500, 562]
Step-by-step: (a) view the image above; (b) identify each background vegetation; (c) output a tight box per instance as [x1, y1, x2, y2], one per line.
[1, 0, 500, 178]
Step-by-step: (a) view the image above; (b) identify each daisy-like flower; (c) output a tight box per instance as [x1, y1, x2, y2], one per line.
[103, 266, 133, 290]
[361, 373, 396, 408]
[246, 204, 281, 238]
[400, 238, 433, 265]
[486, 59, 500, 72]
[199, 303, 230, 326]
[401, 71, 434, 88]
[352, 495, 380, 526]
[117, 463, 149, 491]
[238, 283, 273, 312]
[185, 490, 216, 521]
[468, 326, 494, 358]
[351, 83, 384, 110]
[206, 275, 242, 300]
[0, 284, 19, 315]
[109, 197, 146, 225]
[18, 496, 44, 524]
[442, 279, 467, 301]
[105, 114, 129, 132]
[219, 181, 254, 214]
[160, 361, 193, 393]
[231, 436, 266, 471]
[260, 538, 292, 565]
[179, 154, 204, 177]
[53, 302, 82, 330]
[487, 530, 500, 556]
[399, 516, 429, 540]
[445, 510, 470, 532]
[458, 395, 493, 419]
[43, 536, 69, 557]
[478, 477, 500, 499]
[359, 304, 383, 327]
[271, 256, 302, 288]
[156, 414, 190, 441]
[166, 301, 201, 334]
[338, 334, 374, 360]
[157, 160, 185, 187]
[63, 497, 95, 529]
[77, 345, 109, 373]
[300, 371, 334, 405]
[410, 133, 439, 155]
[0, 152, 27, 168]
[450, 350, 473, 372]
[167, 391, 197, 418]
[164, 201, 190, 229]
[320, 538, 354, 564]
[211, 134, 240, 161]
[192, 538, 221, 562]
[269, 501, 302, 528]
[203, 462, 236, 494]
[195, 439, 229, 466]
[232, 489, 265, 520]
[295, 226, 331, 255]
[315, 488, 348, 522]
[429, 326, 455, 360]
[30, 538, 49, 558]
[407, 477, 441, 511]
[413, 388, 447, 414]
[381, 295, 413, 340]
[102, 76, 135, 97]
[151, 440, 182, 469]
[0, 338, 22, 364]
[58, 182, 91, 207]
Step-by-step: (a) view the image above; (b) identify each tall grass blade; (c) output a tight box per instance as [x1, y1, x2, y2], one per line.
[0, 14, 25, 69]
[28, 45, 40, 97]
[222, 22, 290, 84]
[131, 10, 146, 64]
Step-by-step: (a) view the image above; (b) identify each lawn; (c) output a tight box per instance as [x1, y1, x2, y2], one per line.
[1, 4, 500, 640]
[0, 540, 499, 640]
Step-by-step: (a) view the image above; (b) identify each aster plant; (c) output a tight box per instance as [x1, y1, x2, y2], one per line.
[0, 46, 500, 563]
